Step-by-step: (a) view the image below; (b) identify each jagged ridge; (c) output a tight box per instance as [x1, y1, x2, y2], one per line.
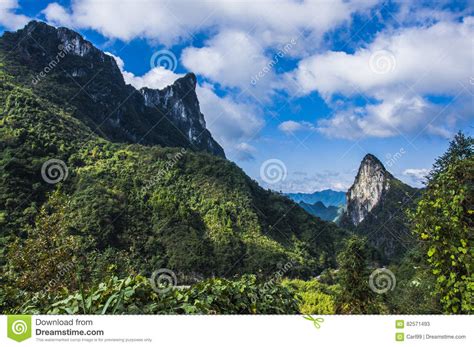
[0, 20, 225, 157]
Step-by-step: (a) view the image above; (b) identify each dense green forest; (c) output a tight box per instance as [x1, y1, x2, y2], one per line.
[0, 22, 472, 314]
[0, 60, 343, 313]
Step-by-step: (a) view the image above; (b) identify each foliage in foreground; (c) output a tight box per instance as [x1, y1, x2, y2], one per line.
[386, 247, 443, 314]
[5, 275, 299, 315]
[282, 278, 338, 314]
[411, 132, 474, 314]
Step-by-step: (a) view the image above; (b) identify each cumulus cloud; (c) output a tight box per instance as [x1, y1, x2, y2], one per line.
[317, 95, 454, 140]
[42, 0, 377, 47]
[196, 83, 264, 157]
[278, 120, 315, 134]
[403, 168, 429, 179]
[182, 30, 274, 98]
[289, 17, 474, 139]
[107, 53, 263, 162]
[0, 0, 29, 30]
[403, 168, 430, 187]
[106, 52, 180, 90]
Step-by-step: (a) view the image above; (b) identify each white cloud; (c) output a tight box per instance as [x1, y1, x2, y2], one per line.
[42, 0, 377, 47]
[391, 0, 473, 27]
[41, 2, 71, 26]
[0, 0, 29, 30]
[107, 53, 263, 161]
[279, 120, 303, 133]
[403, 168, 430, 187]
[43, 0, 199, 45]
[317, 95, 453, 140]
[196, 83, 264, 157]
[106, 52, 181, 90]
[289, 17, 474, 139]
[234, 142, 257, 162]
[278, 120, 315, 134]
[403, 168, 429, 179]
[182, 30, 274, 97]
[292, 19, 473, 97]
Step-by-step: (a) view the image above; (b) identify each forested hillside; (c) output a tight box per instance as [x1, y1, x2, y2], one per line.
[0, 61, 347, 311]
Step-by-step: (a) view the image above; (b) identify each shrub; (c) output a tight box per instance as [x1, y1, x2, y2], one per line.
[282, 278, 338, 314]
[14, 274, 299, 314]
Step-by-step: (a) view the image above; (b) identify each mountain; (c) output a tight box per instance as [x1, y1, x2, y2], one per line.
[299, 201, 341, 222]
[345, 154, 392, 226]
[0, 20, 224, 157]
[340, 154, 421, 262]
[0, 21, 346, 283]
[140, 74, 224, 157]
[287, 189, 346, 207]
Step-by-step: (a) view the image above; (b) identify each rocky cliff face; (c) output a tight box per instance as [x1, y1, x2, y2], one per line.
[341, 154, 421, 262]
[346, 154, 392, 225]
[140, 73, 225, 157]
[0, 20, 225, 157]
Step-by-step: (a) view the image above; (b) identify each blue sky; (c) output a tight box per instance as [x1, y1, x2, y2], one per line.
[1, 0, 473, 192]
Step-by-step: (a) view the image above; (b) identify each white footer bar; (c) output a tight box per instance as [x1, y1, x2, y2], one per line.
[1, 315, 472, 346]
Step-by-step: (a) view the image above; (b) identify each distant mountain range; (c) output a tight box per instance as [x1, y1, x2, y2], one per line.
[298, 201, 343, 222]
[286, 189, 346, 207]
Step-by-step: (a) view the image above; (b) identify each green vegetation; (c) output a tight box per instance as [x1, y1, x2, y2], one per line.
[11, 275, 298, 315]
[333, 236, 388, 314]
[0, 60, 344, 313]
[386, 247, 442, 314]
[282, 278, 338, 314]
[411, 132, 473, 313]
